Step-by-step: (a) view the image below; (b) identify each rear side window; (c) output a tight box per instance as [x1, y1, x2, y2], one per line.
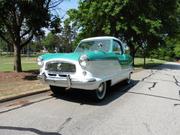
[75, 39, 111, 52]
[113, 40, 123, 54]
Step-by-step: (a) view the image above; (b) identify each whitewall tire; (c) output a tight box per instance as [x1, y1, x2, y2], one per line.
[94, 82, 107, 101]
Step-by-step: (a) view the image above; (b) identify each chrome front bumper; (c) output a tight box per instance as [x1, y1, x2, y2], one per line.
[38, 74, 100, 90]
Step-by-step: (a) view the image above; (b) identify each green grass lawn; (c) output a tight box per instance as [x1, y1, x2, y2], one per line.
[0, 56, 166, 72]
[0, 56, 38, 72]
[134, 58, 166, 68]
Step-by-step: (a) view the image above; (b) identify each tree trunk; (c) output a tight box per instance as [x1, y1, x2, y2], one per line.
[132, 53, 135, 66]
[130, 45, 136, 66]
[143, 49, 146, 67]
[13, 45, 22, 72]
[130, 45, 139, 66]
[143, 55, 146, 67]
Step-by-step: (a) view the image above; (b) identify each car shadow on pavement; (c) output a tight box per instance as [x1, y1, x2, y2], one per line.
[53, 80, 139, 106]
[0, 126, 61, 135]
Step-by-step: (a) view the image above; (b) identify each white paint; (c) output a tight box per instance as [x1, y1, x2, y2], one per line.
[39, 58, 133, 90]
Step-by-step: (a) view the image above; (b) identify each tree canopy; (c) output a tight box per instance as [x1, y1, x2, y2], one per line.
[0, 0, 62, 72]
[68, 0, 179, 64]
[40, 20, 77, 53]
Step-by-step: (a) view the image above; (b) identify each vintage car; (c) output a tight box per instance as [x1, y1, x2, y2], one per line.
[37, 36, 133, 101]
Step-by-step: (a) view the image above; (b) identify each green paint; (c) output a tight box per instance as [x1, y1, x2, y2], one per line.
[118, 54, 133, 65]
[40, 52, 82, 61]
[39, 50, 132, 66]
[86, 51, 117, 61]
[39, 51, 118, 61]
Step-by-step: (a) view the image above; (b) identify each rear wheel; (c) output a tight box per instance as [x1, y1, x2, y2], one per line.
[50, 85, 66, 96]
[93, 82, 107, 101]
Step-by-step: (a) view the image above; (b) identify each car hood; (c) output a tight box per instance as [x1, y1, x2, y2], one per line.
[39, 51, 117, 61]
[39, 52, 82, 61]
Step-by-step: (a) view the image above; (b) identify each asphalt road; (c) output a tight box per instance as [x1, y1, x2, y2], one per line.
[0, 62, 180, 135]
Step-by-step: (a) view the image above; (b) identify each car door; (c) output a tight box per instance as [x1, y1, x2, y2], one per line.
[112, 39, 129, 79]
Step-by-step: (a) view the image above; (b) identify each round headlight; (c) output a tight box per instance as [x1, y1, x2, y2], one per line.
[79, 54, 88, 67]
[37, 56, 44, 66]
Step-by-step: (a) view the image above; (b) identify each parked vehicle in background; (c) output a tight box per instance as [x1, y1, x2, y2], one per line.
[37, 36, 133, 101]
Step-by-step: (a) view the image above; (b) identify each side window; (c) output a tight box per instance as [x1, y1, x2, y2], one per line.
[113, 40, 123, 54]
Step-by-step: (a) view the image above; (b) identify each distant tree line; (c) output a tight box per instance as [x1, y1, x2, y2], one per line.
[30, 20, 77, 53]
[0, 14, 77, 55]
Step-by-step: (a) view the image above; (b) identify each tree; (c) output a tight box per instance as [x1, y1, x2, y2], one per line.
[174, 42, 180, 58]
[40, 19, 77, 53]
[0, 0, 62, 72]
[60, 19, 78, 52]
[0, 39, 6, 52]
[41, 32, 61, 52]
[68, 0, 179, 65]
[174, 1, 180, 59]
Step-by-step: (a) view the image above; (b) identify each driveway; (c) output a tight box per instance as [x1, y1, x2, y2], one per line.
[0, 62, 180, 135]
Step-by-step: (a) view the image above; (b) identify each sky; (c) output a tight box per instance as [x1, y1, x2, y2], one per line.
[45, 0, 79, 35]
[55, 0, 79, 19]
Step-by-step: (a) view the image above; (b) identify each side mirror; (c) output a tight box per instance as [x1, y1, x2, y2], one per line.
[125, 45, 129, 51]
[124, 45, 130, 54]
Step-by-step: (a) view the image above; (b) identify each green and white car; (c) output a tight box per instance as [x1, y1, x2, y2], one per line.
[37, 36, 133, 101]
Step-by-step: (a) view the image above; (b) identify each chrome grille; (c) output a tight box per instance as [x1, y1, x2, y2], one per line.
[46, 62, 76, 73]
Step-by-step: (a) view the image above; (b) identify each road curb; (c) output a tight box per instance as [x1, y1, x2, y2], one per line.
[0, 89, 50, 103]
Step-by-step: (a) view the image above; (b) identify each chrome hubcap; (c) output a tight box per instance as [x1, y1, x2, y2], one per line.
[96, 82, 106, 100]
[98, 84, 104, 92]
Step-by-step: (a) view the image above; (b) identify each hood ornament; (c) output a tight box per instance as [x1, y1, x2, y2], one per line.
[57, 63, 62, 71]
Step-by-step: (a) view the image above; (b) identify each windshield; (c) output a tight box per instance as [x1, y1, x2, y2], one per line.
[75, 39, 111, 52]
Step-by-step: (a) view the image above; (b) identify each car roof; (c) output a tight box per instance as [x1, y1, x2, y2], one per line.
[81, 36, 120, 42]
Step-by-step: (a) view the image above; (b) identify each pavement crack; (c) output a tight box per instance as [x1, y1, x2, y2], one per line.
[148, 82, 157, 90]
[0, 126, 62, 135]
[174, 103, 180, 106]
[147, 78, 175, 83]
[141, 70, 156, 82]
[57, 117, 72, 132]
[173, 75, 180, 87]
[0, 97, 53, 114]
[128, 91, 180, 102]
[173, 75, 180, 97]
[143, 122, 152, 134]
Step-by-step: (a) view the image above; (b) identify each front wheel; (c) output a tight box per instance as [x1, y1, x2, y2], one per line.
[93, 82, 107, 101]
[50, 85, 66, 96]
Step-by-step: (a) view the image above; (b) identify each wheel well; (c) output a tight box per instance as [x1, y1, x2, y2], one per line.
[106, 80, 111, 88]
